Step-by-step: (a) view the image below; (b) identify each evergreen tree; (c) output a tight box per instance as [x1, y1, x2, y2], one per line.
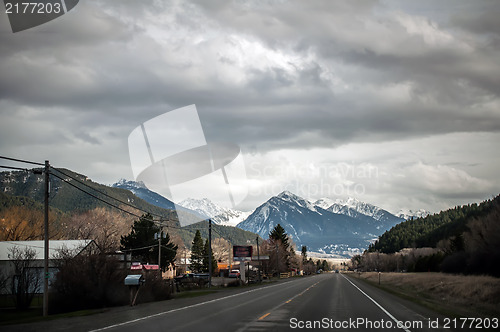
[202, 239, 217, 275]
[268, 224, 293, 273]
[158, 231, 178, 272]
[269, 224, 289, 250]
[190, 230, 204, 273]
[301, 245, 307, 264]
[321, 260, 330, 271]
[120, 213, 177, 270]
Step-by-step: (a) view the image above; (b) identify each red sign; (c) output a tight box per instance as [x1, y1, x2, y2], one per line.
[130, 264, 159, 270]
[233, 245, 253, 258]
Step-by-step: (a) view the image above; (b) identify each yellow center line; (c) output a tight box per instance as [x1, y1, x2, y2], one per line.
[257, 279, 325, 323]
[258, 312, 271, 320]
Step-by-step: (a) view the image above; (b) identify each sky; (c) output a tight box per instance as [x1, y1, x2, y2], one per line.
[1, 0, 499, 214]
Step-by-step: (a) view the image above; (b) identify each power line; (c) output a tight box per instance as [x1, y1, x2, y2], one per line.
[122, 243, 158, 252]
[0, 155, 183, 230]
[51, 167, 177, 226]
[50, 171, 144, 220]
[0, 155, 44, 166]
[0, 165, 30, 171]
[51, 171, 182, 230]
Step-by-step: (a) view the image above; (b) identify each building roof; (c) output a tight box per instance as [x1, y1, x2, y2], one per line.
[0, 240, 94, 261]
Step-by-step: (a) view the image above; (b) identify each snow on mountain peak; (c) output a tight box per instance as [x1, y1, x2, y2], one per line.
[277, 191, 299, 200]
[178, 197, 251, 226]
[312, 196, 400, 222]
[396, 209, 430, 220]
[277, 191, 318, 212]
[114, 179, 147, 189]
[313, 197, 336, 209]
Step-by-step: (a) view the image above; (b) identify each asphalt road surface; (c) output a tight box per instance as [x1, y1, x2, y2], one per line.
[6, 273, 462, 332]
[95, 273, 452, 332]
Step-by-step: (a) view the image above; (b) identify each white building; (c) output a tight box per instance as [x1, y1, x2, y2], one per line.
[0, 240, 96, 294]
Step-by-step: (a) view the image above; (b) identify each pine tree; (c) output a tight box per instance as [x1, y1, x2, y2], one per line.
[120, 213, 157, 264]
[203, 239, 217, 275]
[269, 224, 289, 250]
[321, 259, 330, 271]
[301, 245, 307, 264]
[158, 231, 178, 272]
[120, 213, 177, 270]
[268, 224, 293, 273]
[190, 230, 204, 273]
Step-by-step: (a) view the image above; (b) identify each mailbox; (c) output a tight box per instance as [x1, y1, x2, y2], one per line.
[124, 274, 144, 286]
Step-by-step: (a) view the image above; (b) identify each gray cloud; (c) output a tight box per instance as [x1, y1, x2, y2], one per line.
[0, 0, 499, 212]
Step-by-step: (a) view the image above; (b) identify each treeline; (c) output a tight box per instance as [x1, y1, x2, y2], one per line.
[180, 220, 261, 249]
[357, 195, 500, 277]
[368, 196, 497, 253]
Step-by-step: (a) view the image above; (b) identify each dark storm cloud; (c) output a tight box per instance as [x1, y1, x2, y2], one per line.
[0, 0, 499, 212]
[450, 7, 500, 37]
[181, 0, 500, 152]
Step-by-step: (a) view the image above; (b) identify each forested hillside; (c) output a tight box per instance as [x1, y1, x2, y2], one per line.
[180, 220, 262, 249]
[368, 196, 498, 254]
[0, 169, 177, 221]
[361, 195, 500, 276]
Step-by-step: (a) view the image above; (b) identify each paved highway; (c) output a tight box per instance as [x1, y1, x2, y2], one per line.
[88, 273, 451, 332]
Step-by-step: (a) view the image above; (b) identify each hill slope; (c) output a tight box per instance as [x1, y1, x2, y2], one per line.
[368, 195, 499, 254]
[0, 169, 178, 222]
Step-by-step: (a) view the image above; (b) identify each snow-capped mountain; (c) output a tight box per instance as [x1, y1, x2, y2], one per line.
[112, 179, 177, 210]
[112, 179, 207, 225]
[237, 191, 403, 258]
[178, 197, 252, 226]
[316, 195, 431, 221]
[396, 209, 431, 220]
[314, 197, 403, 226]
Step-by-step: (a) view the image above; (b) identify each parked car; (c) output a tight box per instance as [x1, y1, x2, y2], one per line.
[174, 273, 210, 286]
[228, 269, 240, 278]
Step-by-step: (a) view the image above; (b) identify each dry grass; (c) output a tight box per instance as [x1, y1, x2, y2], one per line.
[351, 272, 500, 317]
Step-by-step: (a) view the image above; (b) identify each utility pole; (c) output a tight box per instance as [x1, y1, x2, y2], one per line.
[184, 247, 188, 273]
[158, 226, 162, 277]
[256, 237, 261, 283]
[43, 160, 49, 317]
[275, 243, 279, 277]
[208, 219, 212, 288]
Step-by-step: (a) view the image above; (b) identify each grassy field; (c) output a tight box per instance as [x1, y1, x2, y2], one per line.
[350, 272, 500, 318]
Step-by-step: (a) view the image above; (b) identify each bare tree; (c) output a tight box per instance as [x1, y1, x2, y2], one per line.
[261, 239, 290, 275]
[464, 203, 500, 276]
[51, 246, 125, 312]
[65, 207, 133, 253]
[0, 206, 63, 241]
[8, 246, 41, 310]
[212, 237, 231, 263]
[0, 271, 8, 295]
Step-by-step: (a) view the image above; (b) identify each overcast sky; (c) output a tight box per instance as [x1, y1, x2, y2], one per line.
[1, 0, 499, 214]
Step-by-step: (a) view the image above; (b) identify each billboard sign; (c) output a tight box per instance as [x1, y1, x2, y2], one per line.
[233, 245, 253, 261]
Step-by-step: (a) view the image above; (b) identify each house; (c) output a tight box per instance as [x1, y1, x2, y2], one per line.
[0, 240, 97, 294]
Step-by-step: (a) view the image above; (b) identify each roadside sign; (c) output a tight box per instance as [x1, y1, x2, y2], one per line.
[233, 245, 252, 261]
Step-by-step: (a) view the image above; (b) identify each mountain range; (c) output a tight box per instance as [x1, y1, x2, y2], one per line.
[0, 170, 258, 248]
[111, 181, 429, 257]
[237, 191, 405, 257]
[0, 169, 430, 257]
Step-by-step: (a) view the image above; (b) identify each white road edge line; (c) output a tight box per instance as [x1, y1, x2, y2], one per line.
[341, 274, 412, 332]
[88, 281, 289, 332]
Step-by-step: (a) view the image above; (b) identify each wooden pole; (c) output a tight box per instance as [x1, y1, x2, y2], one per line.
[43, 160, 49, 316]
